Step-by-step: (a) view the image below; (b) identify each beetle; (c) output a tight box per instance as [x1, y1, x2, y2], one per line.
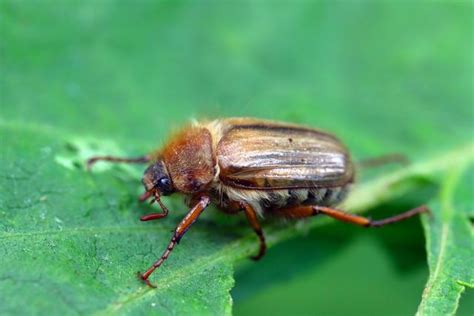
[87, 117, 428, 287]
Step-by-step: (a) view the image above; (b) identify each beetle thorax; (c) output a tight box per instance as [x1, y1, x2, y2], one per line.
[161, 126, 216, 193]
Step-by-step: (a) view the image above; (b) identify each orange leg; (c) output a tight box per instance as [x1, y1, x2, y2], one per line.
[87, 155, 150, 170]
[241, 203, 267, 260]
[138, 195, 211, 288]
[275, 204, 429, 227]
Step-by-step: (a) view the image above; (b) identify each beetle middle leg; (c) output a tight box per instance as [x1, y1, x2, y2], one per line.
[275, 204, 429, 227]
[240, 202, 267, 260]
[226, 201, 267, 260]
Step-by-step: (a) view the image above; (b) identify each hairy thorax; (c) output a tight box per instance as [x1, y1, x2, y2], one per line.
[161, 125, 216, 193]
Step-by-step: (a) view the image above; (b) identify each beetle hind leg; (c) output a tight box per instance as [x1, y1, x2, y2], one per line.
[275, 204, 429, 227]
[357, 153, 409, 169]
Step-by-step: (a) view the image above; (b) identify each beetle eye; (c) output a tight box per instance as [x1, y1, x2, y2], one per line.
[157, 177, 173, 194]
[159, 177, 171, 187]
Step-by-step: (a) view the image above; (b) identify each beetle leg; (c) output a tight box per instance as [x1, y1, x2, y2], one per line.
[275, 205, 429, 227]
[137, 195, 211, 288]
[357, 153, 409, 169]
[87, 155, 150, 170]
[241, 202, 267, 260]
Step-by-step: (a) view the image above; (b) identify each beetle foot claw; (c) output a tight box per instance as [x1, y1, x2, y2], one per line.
[137, 271, 157, 288]
[250, 252, 265, 261]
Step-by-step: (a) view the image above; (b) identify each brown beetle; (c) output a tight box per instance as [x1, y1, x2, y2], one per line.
[87, 117, 428, 287]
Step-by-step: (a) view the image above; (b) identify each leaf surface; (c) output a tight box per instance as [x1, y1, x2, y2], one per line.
[417, 161, 474, 315]
[1, 1, 473, 315]
[1, 121, 473, 314]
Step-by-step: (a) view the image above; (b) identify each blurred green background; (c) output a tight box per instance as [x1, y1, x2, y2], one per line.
[1, 1, 472, 315]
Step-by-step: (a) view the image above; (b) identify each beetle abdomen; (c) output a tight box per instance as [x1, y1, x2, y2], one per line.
[216, 184, 349, 217]
[262, 186, 349, 210]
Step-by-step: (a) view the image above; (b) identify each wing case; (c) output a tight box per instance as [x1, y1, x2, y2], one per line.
[215, 118, 354, 189]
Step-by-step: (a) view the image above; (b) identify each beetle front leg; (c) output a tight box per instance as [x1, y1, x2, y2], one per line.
[87, 155, 150, 170]
[275, 204, 429, 227]
[138, 195, 211, 288]
[241, 202, 267, 260]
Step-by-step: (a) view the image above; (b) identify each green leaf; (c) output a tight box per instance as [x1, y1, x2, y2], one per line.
[1, 120, 472, 314]
[417, 160, 474, 315]
[0, 123, 236, 315]
[1, 1, 473, 315]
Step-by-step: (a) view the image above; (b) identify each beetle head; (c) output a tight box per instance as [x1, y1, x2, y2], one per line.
[140, 160, 175, 203]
